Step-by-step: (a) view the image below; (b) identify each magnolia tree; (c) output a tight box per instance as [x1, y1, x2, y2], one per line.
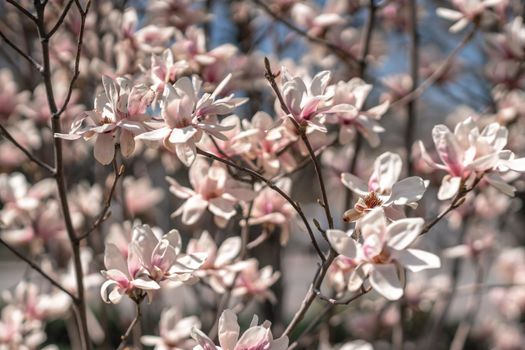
[1, 0, 525, 349]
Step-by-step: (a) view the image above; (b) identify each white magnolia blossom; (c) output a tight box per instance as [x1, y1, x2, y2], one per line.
[341, 152, 427, 222]
[327, 208, 441, 300]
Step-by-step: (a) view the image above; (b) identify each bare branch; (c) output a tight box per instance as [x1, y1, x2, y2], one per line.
[6, 0, 38, 22]
[47, 0, 75, 38]
[0, 238, 77, 301]
[253, 0, 359, 68]
[0, 124, 55, 174]
[0, 29, 43, 72]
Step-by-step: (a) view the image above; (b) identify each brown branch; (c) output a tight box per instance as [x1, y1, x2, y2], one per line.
[390, 26, 477, 109]
[0, 124, 55, 173]
[405, 0, 419, 176]
[33, 0, 92, 348]
[264, 58, 334, 230]
[196, 147, 325, 261]
[46, 0, 75, 38]
[253, 0, 359, 68]
[420, 174, 484, 236]
[6, 0, 38, 22]
[0, 29, 43, 72]
[116, 299, 142, 350]
[0, 238, 77, 301]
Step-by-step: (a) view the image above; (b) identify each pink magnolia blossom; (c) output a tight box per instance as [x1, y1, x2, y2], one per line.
[123, 177, 164, 216]
[279, 68, 333, 132]
[290, 2, 345, 37]
[231, 259, 281, 303]
[0, 305, 46, 350]
[100, 241, 160, 304]
[418, 117, 525, 200]
[191, 309, 288, 350]
[131, 225, 206, 284]
[135, 74, 247, 166]
[248, 178, 296, 245]
[437, 0, 503, 32]
[341, 152, 427, 222]
[326, 208, 441, 300]
[57, 76, 154, 165]
[187, 231, 242, 293]
[325, 78, 389, 147]
[141, 306, 200, 350]
[167, 159, 254, 227]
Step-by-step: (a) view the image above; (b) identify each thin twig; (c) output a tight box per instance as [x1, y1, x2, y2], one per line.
[252, 0, 359, 68]
[0, 29, 43, 72]
[390, 26, 477, 109]
[6, 0, 38, 22]
[47, 0, 75, 38]
[117, 299, 143, 350]
[196, 147, 325, 261]
[0, 124, 55, 173]
[0, 238, 77, 301]
[78, 149, 124, 241]
[264, 58, 334, 230]
[405, 0, 418, 176]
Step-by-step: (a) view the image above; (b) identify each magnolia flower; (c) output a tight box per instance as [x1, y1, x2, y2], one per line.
[418, 117, 525, 200]
[236, 111, 285, 175]
[437, 0, 502, 32]
[123, 177, 164, 216]
[131, 225, 206, 284]
[232, 259, 281, 303]
[191, 309, 288, 350]
[0, 305, 46, 349]
[325, 78, 389, 147]
[279, 69, 332, 132]
[100, 241, 160, 304]
[135, 74, 247, 166]
[141, 307, 200, 350]
[327, 208, 441, 300]
[248, 178, 296, 245]
[167, 159, 254, 227]
[187, 231, 242, 293]
[57, 76, 154, 165]
[341, 152, 427, 222]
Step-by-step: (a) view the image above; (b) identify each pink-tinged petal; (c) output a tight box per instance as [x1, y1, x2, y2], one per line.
[436, 8, 464, 20]
[191, 327, 218, 349]
[369, 264, 403, 300]
[55, 133, 82, 140]
[504, 157, 525, 172]
[218, 309, 240, 350]
[373, 152, 402, 192]
[341, 173, 369, 197]
[449, 18, 469, 33]
[104, 243, 127, 272]
[360, 208, 387, 240]
[181, 196, 208, 225]
[437, 175, 462, 200]
[347, 263, 367, 291]
[132, 225, 158, 268]
[366, 100, 390, 119]
[327, 229, 358, 258]
[386, 218, 424, 250]
[135, 127, 171, 141]
[166, 176, 194, 199]
[300, 97, 322, 120]
[485, 173, 516, 196]
[235, 326, 270, 350]
[168, 126, 198, 144]
[394, 249, 441, 272]
[174, 76, 196, 102]
[120, 129, 135, 158]
[310, 71, 331, 96]
[164, 229, 182, 254]
[215, 237, 241, 267]
[175, 142, 197, 167]
[417, 140, 444, 170]
[170, 253, 207, 273]
[127, 242, 143, 278]
[211, 74, 232, 99]
[108, 287, 124, 304]
[432, 125, 464, 176]
[197, 122, 233, 141]
[131, 277, 160, 290]
[384, 176, 427, 206]
[94, 133, 116, 165]
[209, 197, 236, 220]
[100, 280, 118, 304]
[468, 153, 499, 172]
